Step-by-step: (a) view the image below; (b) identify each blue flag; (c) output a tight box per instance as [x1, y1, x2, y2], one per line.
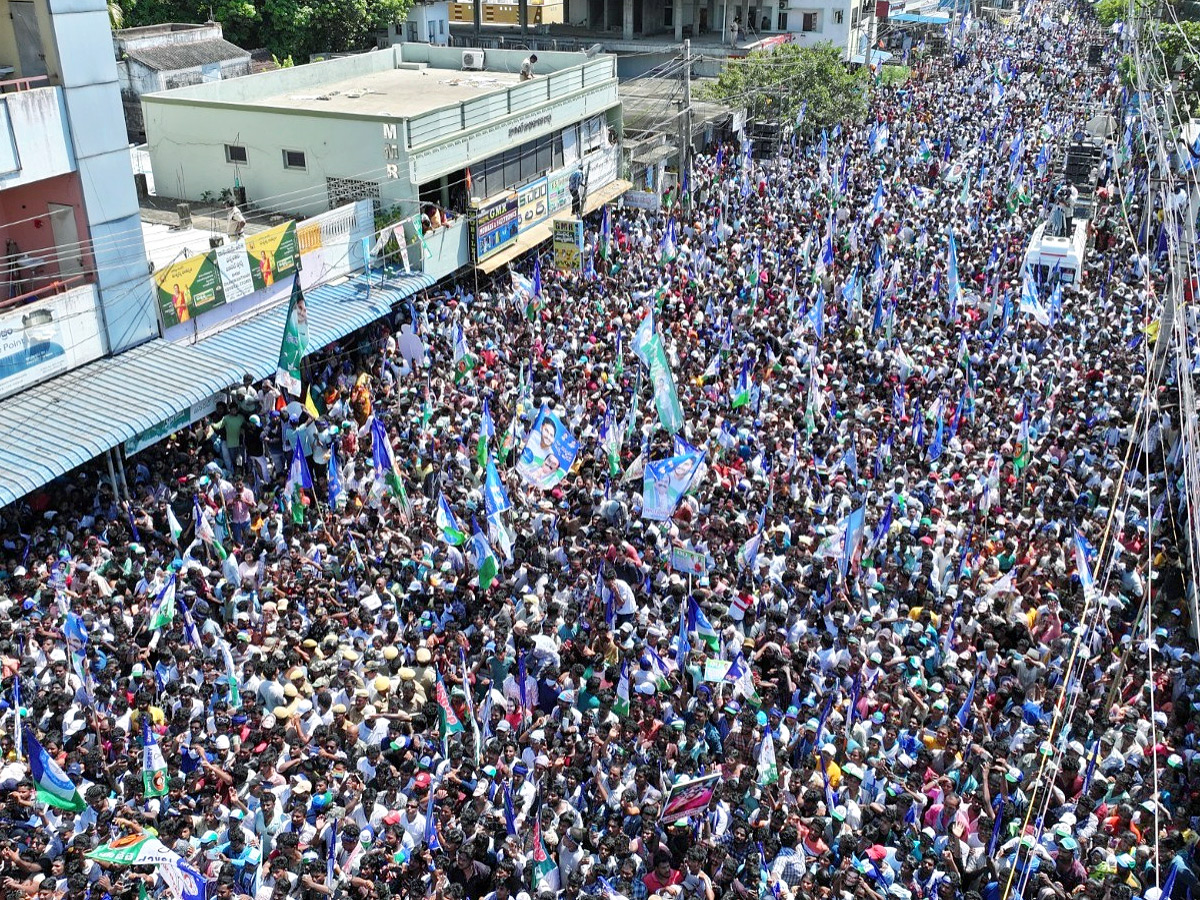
[327, 445, 343, 508]
[956, 667, 978, 728]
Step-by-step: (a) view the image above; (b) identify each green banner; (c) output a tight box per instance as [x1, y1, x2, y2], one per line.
[246, 221, 299, 291]
[154, 252, 225, 328]
[646, 333, 684, 434]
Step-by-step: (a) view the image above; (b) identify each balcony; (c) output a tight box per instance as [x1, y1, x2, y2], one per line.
[0, 81, 76, 191]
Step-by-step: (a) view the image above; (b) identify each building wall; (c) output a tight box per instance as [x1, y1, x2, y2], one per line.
[48, 0, 157, 355]
[0, 86, 76, 189]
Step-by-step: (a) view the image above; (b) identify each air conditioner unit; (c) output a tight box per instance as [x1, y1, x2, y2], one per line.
[462, 50, 485, 70]
[779, 0, 788, 7]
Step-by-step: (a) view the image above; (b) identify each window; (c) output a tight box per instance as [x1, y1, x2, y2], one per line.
[802, 11, 819, 30]
[834, 9, 843, 23]
[282, 149, 306, 170]
[778, 11, 788, 28]
[225, 144, 247, 164]
[664, 2, 673, 26]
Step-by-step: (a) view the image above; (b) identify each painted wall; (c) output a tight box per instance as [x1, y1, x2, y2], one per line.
[0, 85, 76, 190]
[0, 171, 93, 291]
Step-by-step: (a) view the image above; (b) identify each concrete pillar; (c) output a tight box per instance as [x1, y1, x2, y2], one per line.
[623, 0, 634, 38]
[675, 0, 684, 40]
[519, 0, 528, 35]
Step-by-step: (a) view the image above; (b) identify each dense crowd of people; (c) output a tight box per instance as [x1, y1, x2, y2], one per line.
[0, 2, 1197, 900]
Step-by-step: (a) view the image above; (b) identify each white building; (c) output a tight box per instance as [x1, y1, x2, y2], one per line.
[114, 22, 252, 142]
[142, 43, 627, 278]
[387, 0, 453, 45]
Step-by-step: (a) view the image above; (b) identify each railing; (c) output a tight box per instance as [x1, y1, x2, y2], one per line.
[0, 273, 89, 312]
[0, 75, 50, 93]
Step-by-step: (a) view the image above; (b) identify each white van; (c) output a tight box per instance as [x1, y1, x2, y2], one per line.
[1023, 219, 1088, 284]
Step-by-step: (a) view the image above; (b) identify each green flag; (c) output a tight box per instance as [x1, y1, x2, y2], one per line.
[148, 576, 176, 631]
[276, 275, 309, 397]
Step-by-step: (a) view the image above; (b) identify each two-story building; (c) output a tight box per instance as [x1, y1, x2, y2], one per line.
[142, 43, 627, 278]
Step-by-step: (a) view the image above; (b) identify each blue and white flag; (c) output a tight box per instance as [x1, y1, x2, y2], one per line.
[24, 726, 86, 810]
[483, 457, 512, 517]
[946, 227, 962, 321]
[327, 444, 343, 508]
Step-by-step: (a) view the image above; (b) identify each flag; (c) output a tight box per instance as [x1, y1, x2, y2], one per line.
[284, 441, 312, 524]
[488, 512, 516, 564]
[469, 517, 499, 591]
[808, 290, 826, 338]
[483, 457, 512, 517]
[435, 670, 465, 740]
[370, 417, 412, 519]
[758, 732, 779, 786]
[532, 811, 558, 889]
[176, 593, 201, 649]
[437, 494, 467, 546]
[946, 226, 963, 321]
[600, 205, 611, 259]
[327, 444, 343, 508]
[64, 612, 91, 694]
[142, 718, 169, 798]
[613, 661, 631, 717]
[275, 275, 309, 396]
[503, 782, 518, 836]
[724, 652, 757, 700]
[1013, 415, 1031, 472]
[452, 322, 477, 384]
[956, 667, 978, 728]
[737, 506, 767, 570]
[1074, 529, 1097, 597]
[149, 574, 177, 631]
[674, 601, 691, 669]
[731, 359, 752, 408]
[23, 726, 86, 811]
[686, 597, 720, 651]
[424, 780, 440, 850]
[660, 219, 677, 264]
[166, 505, 183, 545]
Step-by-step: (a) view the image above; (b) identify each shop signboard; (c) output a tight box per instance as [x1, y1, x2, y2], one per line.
[470, 192, 520, 262]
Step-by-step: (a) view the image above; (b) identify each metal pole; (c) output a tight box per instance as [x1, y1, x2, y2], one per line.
[105, 449, 120, 499]
[680, 38, 692, 206]
[114, 447, 131, 501]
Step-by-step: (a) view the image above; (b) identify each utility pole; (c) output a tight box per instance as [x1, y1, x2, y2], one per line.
[679, 38, 693, 207]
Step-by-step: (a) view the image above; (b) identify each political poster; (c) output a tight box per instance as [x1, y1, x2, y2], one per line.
[670, 546, 709, 577]
[553, 217, 584, 271]
[517, 177, 549, 231]
[642, 449, 705, 521]
[516, 405, 579, 490]
[155, 252, 225, 328]
[703, 659, 733, 682]
[246, 221, 299, 291]
[213, 239, 254, 301]
[659, 772, 721, 822]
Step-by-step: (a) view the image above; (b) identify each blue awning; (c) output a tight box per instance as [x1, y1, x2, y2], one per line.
[195, 270, 436, 380]
[0, 340, 243, 507]
[889, 12, 952, 22]
[850, 49, 895, 65]
[0, 269, 436, 507]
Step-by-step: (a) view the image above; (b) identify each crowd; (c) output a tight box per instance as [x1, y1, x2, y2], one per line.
[0, 1, 1198, 900]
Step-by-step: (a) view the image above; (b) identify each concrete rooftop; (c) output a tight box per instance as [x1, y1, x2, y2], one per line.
[245, 66, 524, 117]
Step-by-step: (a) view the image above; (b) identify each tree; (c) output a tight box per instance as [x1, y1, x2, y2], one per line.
[121, 0, 412, 62]
[1094, 0, 1125, 25]
[698, 42, 869, 136]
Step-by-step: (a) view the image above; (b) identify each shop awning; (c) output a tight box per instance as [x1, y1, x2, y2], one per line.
[850, 49, 896, 65]
[195, 269, 437, 380]
[0, 268, 435, 507]
[0, 340, 243, 507]
[889, 12, 951, 22]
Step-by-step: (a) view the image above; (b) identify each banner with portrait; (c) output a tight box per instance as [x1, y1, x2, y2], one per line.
[642, 448, 705, 521]
[246, 221, 299, 292]
[155, 252, 225, 328]
[659, 773, 721, 822]
[516, 405, 579, 490]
